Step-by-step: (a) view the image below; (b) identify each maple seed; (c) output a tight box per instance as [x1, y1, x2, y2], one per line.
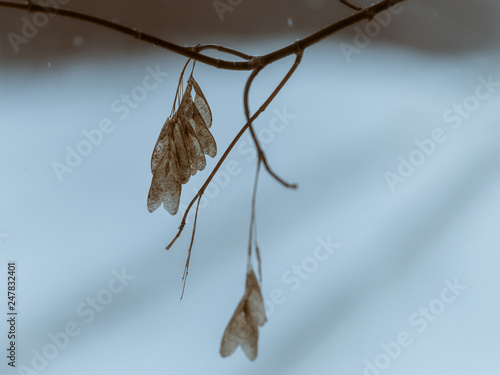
[220, 269, 267, 361]
[147, 77, 216, 215]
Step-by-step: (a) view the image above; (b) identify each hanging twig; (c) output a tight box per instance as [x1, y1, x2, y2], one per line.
[243, 62, 298, 189]
[180, 196, 201, 300]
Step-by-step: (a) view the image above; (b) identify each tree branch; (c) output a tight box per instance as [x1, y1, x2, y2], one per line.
[0, 0, 406, 70]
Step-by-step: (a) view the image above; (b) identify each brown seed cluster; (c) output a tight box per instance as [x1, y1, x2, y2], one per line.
[220, 269, 267, 361]
[148, 77, 216, 215]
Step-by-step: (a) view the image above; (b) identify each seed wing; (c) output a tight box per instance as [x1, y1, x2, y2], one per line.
[161, 164, 182, 215]
[190, 110, 217, 158]
[245, 270, 267, 327]
[220, 298, 259, 361]
[183, 120, 206, 172]
[147, 139, 182, 215]
[173, 117, 191, 185]
[190, 77, 212, 128]
[151, 118, 173, 175]
[240, 328, 259, 361]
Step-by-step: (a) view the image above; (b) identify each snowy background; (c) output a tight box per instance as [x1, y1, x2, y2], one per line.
[1, 0, 500, 374]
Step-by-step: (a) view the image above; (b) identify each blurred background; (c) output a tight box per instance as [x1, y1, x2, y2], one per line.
[1, 0, 500, 374]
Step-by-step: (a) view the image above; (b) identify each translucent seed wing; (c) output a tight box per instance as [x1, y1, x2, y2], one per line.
[220, 300, 245, 358]
[173, 117, 191, 185]
[220, 299, 257, 359]
[190, 110, 217, 158]
[147, 139, 183, 215]
[147, 154, 171, 213]
[161, 160, 182, 215]
[240, 328, 259, 361]
[179, 83, 194, 119]
[190, 77, 212, 128]
[183, 121, 206, 171]
[151, 118, 173, 175]
[245, 270, 267, 327]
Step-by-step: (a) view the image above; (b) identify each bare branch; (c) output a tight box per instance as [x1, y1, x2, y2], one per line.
[0, 0, 406, 70]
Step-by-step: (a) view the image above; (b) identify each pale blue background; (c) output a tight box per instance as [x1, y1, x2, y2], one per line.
[1, 1, 500, 374]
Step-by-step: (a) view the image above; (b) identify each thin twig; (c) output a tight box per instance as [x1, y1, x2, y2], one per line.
[180, 196, 201, 300]
[339, 0, 362, 11]
[243, 58, 299, 188]
[171, 59, 192, 117]
[247, 160, 261, 271]
[194, 44, 254, 61]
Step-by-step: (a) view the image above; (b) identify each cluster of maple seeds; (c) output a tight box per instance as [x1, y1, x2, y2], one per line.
[147, 76, 217, 215]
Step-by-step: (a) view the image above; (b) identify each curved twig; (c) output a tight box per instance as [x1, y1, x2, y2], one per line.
[243, 57, 300, 189]
[247, 158, 261, 272]
[180, 196, 201, 300]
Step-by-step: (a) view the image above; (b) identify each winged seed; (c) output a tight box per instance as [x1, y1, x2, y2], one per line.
[220, 270, 266, 361]
[147, 153, 171, 213]
[245, 274, 267, 327]
[151, 118, 173, 174]
[173, 118, 191, 184]
[162, 162, 181, 215]
[220, 298, 259, 361]
[191, 77, 212, 128]
[184, 124, 206, 171]
[190, 110, 217, 158]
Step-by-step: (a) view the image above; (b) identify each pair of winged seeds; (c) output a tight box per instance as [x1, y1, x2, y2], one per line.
[220, 269, 267, 361]
[147, 77, 216, 215]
